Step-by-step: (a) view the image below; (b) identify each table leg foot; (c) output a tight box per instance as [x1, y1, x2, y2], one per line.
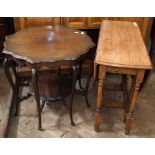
[94, 113, 101, 132]
[125, 113, 133, 134]
[71, 121, 75, 126]
[14, 112, 18, 117]
[38, 125, 45, 131]
[94, 126, 99, 132]
[124, 129, 130, 135]
[123, 116, 126, 123]
[85, 94, 90, 108]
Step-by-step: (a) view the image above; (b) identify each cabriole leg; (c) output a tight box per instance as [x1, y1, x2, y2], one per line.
[3, 59, 19, 116]
[69, 65, 77, 126]
[84, 62, 93, 108]
[32, 68, 43, 131]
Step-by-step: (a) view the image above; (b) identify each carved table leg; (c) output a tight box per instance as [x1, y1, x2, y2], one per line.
[94, 66, 106, 132]
[32, 68, 43, 131]
[125, 70, 145, 135]
[69, 65, 77, 126]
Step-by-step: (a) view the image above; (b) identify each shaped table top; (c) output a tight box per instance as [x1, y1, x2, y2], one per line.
[3, 26, 95, 64]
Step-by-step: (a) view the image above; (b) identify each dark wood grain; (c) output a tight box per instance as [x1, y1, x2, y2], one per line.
[3, 26, 95, 64]
[3, 26, 95, 130]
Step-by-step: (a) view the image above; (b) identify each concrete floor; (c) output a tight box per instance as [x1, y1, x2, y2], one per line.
[0, 61, 155, 137]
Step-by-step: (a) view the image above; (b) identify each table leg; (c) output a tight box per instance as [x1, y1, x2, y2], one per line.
[11, 61, 20, 116]
[94, 66, 106, 132]
[3, 59, 19, 116]
[3, 59, 14, 89]
[121, 75, 129, 123]
[125, 70, 145, 135]
[32, 68, 43, 131]
[69, 65, 77, 126]
[78, 60, 83, 90]
[78, 60, 93, 107]
[84, 62, 93, 108]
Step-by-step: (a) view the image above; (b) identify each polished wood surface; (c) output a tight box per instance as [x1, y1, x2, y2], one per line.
[94, 20, 152, 135]
[3, 26, 94, 130]
[62, 17, 87, 29]
[109, 17, 153, 43]
[87, 17, 108, 28]
[3, 26, 94, 64]
[14, 17, 61, 31]
[14, 17, 153, 44]
[95, 20, 152, 69]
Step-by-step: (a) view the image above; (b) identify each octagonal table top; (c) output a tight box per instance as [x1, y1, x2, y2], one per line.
[3, 26, 95, 64]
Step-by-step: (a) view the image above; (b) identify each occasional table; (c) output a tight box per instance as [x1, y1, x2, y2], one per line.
[2, 26, 94, 130]
[94, 20, 152, 135]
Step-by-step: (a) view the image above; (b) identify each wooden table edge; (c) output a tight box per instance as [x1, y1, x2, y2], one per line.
[94, 61, 153, 70]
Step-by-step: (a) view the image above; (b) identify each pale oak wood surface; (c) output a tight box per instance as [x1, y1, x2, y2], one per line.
[94, 20, 153, 134]
[3, 26, 95, 64]
[95, 20, 152, 69]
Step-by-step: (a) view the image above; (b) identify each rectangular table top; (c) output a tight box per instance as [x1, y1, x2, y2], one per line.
[95, 20, 152, 69]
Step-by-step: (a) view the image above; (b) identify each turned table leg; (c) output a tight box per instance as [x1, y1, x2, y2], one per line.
[32, 68, 43, 131]
[125, 70, 145, 135]
[94, 66, 106, 132]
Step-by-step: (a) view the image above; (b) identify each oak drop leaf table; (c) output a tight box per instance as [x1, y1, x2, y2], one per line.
[2, 26, 94, 130]
[94, 20, 152, 135]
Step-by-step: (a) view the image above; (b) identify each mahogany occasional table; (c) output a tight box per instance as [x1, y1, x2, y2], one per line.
[94, 20, 152, 135]
[2, 26, 94, 130]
